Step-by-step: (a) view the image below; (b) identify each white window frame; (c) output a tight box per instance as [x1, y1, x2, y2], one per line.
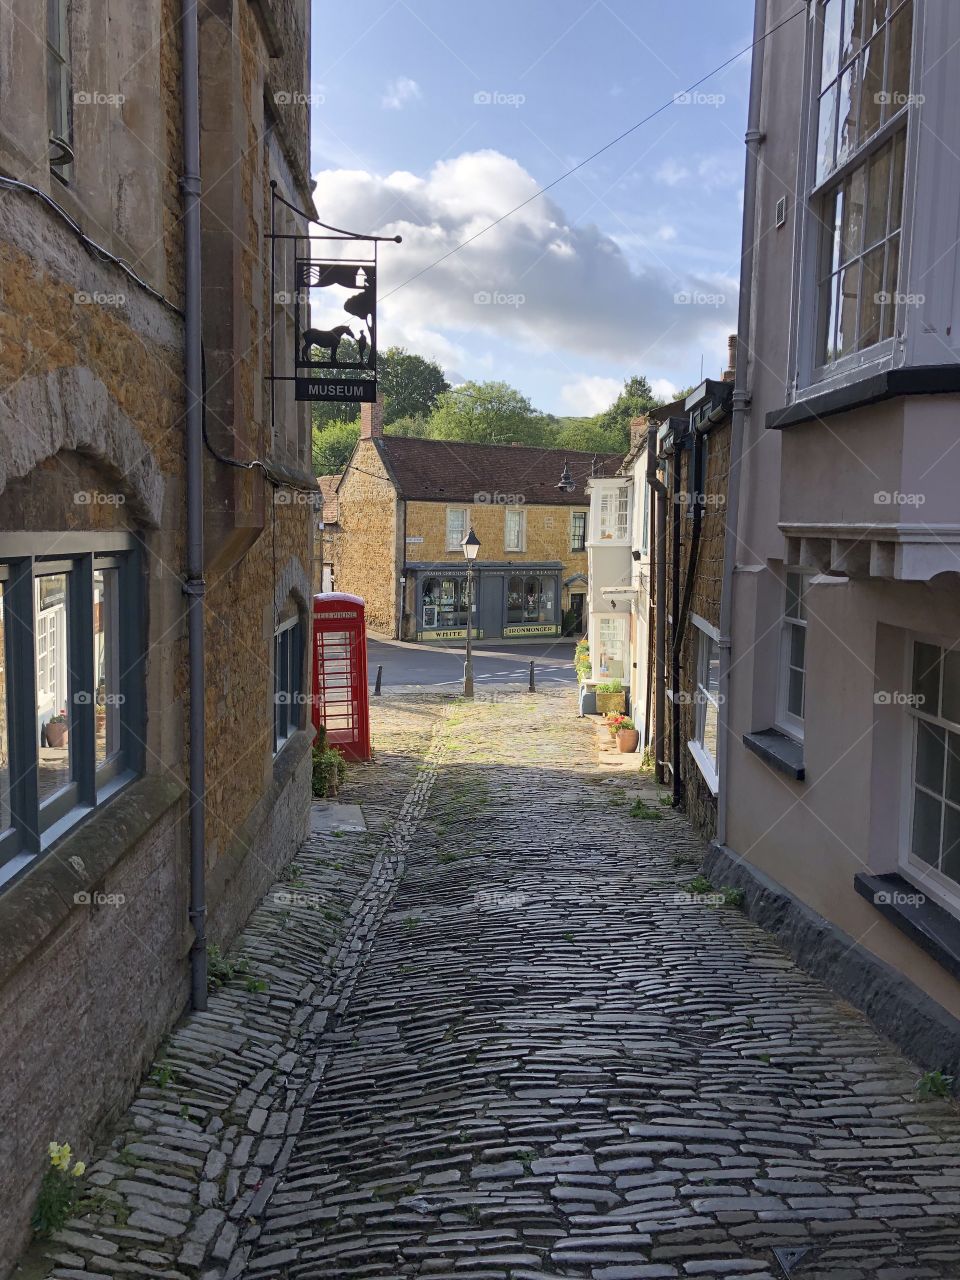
[793, 0, 921, 394]
[688, 617, 720, 795]
[777, 570, 810, 741]
[570, 509, 587, 552]
[598, 486, 630, 542]
[899, 636, 960, 916]
[504, 506, 526, 553]
[445, 506, 468, 552]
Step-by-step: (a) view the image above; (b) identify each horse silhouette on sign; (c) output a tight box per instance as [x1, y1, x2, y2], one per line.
[299, 324, 355, 365]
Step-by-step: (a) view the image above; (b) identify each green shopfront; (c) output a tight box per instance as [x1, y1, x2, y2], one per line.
[410, 562, 563, 642]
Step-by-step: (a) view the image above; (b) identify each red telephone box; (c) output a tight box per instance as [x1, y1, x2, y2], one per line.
[312, 593, 371, 761]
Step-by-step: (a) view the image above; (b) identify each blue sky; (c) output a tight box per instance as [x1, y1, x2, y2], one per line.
[308, 1, 752, 416]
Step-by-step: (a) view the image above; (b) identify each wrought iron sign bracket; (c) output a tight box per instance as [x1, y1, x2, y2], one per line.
[267, 180, 401, 417]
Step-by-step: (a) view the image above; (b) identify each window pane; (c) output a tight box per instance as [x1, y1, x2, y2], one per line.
[788, 666, 805, 719]
[946, 732, 960, 807]
[786, 572, 805, 619]
[507, 577, 522, 624]
[889, 132, 905, 232]
[837, 262, 860, 357]
[942, 650, 960, 725]
[858, 245, 884, 349]
[821, 0, 842, 88]
[820, 187, 842, 280]
[886, 0, 913, 109]
[0, 592, 9, 832]
[705, 638, 720, 698]
[859, 33, 885, 143]
[816, 84, 838, 183]
[841, 167, 866, 262]
[94, 569, 121, 767]
[703, 696, 718, 763]
[789, 624, 806, 672]
[912, 788, 942, 866]
[836, 62, 860, 168]
[913, 642, 941, 713]
[865, 144, 891, 247]
[840, 0, 863, 66]
[862, 0, 886, 43]
[880, 234, 900, 341]
[916, 720, 945, 793]
[819, 273, 840, 364]
[36, 573, 71, 802]
[942, 805, 960, 885]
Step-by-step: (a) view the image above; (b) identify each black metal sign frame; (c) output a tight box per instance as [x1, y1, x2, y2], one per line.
[267, 182, 401, 413]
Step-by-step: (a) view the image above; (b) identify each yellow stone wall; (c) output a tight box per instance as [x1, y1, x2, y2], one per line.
[332, 441, 400, 635]
[405, 500, 589, 588]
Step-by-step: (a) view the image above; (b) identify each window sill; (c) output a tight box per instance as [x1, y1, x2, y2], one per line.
[743, 728, 805, 781]
[0, 773, 186, 987]
[854, 872, 960, 982]
[687, 739, 719, 795]
[766, 365, 960, 431]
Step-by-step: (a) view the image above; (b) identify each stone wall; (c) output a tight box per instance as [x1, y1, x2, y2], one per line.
[0, 0, 312, 1267]
[332, 442, 400, 635]
[662, 422, 730, 838]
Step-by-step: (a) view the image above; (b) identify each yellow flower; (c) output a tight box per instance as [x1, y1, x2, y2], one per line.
[54, 1143, 72, 1171]
[48, 1141, 61, 1161]
[71, 1161, 86, 1177]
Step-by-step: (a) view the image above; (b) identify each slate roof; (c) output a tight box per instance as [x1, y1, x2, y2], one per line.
[368, 437, 623, 506]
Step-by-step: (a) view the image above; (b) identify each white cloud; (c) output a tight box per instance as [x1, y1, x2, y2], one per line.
[657, 224, 678, 242]
[655, 158, 689, 187]
[560, 376, 624, 416]
[382, 77, 422, 111]
[652, 377, 680, 400]
[310, 150, 738, 373]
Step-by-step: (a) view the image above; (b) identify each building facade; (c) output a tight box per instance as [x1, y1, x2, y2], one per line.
[0, 0, 315, 1262]
[711, 0, 960, 1068]
[332, 405, 618, 642]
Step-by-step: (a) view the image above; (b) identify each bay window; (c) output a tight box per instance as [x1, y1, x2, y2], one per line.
[0, 536, 143, 885]
[599, 487, 630, 541]
[810, 0, 914, 372]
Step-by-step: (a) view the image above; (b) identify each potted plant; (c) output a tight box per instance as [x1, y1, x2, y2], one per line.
[606, 712, 629, 739]
[615, 716, 640, 754]
[574, 637, 591, 683]
[45, 711, 68, 749]
[595, 679, 626, 716]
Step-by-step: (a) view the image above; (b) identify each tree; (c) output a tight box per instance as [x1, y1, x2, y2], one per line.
[554, 419, 624, 455]
[312, 420, 360, 475]
[591, 375, 663, 452]
[428, 381, 555, 445]
[377, 347, 449, 424]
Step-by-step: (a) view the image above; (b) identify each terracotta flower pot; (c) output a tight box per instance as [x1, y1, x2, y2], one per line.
[46, 721, 68, 749]
[616, 728, 640, 754]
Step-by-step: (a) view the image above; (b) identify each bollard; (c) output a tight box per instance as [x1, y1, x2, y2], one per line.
[374, 664, 383, 696]
[529, 660, 536, 693]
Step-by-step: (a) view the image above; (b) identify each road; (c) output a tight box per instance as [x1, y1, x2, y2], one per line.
[367, 634, 577, 689]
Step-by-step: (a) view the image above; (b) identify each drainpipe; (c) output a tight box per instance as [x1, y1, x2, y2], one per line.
[181, 0, 207, 1010]
[716, 0, 766, 848]
[670, 425, 683, 805]
[646, 425, 668, 784]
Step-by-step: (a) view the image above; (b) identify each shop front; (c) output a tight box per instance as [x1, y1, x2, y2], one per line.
[410, 562, 563, 642]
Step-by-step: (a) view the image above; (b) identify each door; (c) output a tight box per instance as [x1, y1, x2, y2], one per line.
[478, 573, 503, 639]
[568, 591, 585, 635]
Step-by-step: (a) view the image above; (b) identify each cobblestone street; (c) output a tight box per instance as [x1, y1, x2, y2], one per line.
[36, 691, 960, 1280]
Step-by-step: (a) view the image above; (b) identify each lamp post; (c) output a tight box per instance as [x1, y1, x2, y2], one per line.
[461, 527, 480, 698]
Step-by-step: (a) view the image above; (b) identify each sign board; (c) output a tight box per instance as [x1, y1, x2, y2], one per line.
[294, 256, 378, 403]
[418, 629, 484, 642]
[405, 535, 424, 544]
[295, 378, 377, 403]
[503, 623, 560, 637]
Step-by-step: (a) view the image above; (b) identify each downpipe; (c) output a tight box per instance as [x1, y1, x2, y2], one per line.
[181, 0, 207, 1009]
[647, 425, 668, 785]
[716, 0, 766, 848]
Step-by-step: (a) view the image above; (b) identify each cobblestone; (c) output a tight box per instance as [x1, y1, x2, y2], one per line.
[29, 689, 960, 1280]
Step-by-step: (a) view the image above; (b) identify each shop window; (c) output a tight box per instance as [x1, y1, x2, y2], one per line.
[597, 615, 627, 680]
[505, 507, 526, 553]
[571, 510, 586, 552]
[0, 538, 143, 887]
[445, 507, 467, 551]
[422, 577, 467, 629]
[274, 607, 305, 755]
[903, 641, 960, 910]
[507, 575, 554, 625]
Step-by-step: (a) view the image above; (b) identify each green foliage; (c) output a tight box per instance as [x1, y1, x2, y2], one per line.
[916, 1069, 954, 1099]
[630, 797, 663, 820]
[207, 943, 250, 991]
[592, 375, 663, 452]
[595, 679, 622, 693]
[614, 717, 636, 731]
[150, 1063, 176, 1089]
[554, 418, 625, 454]
[312, 419, 360, 475]
[377, 346, 449, 423]
[32, 1143, 86, 1238]
[428, 380, 555, 445]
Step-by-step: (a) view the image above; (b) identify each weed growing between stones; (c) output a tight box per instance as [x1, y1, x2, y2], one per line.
[630, 798, 663, 819]
[31, 1142, 87, 1238]
[916, 1069, 955, 1099]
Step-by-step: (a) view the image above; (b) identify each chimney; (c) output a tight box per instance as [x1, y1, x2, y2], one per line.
[629, 414, 649, 447]
[723, 334, 737, 382]
[360, 395, 384, 439]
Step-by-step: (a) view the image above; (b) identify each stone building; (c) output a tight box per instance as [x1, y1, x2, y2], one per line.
[315, 473, 341, 593]
[0, 0, 314, 1262]
[331, 404, 620, 642]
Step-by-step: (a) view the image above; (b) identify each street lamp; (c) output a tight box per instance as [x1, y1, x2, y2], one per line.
[461, 527, 481, 698]
[556, 460, 575, 493]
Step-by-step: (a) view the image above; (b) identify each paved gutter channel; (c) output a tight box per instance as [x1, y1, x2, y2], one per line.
[30, 694, 450, 1280]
